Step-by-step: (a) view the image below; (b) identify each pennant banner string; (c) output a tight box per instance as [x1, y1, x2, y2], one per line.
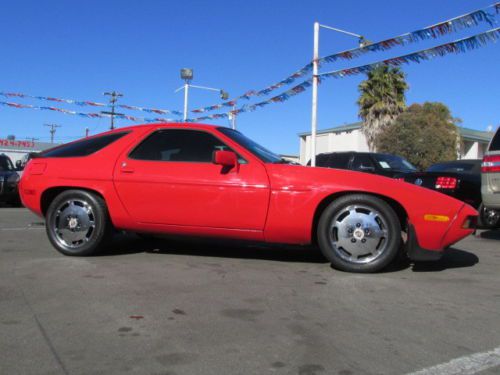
[0, 92, 183, 117]
[0, 101, 176, 123]
[190, 2, 499, 114]
[191, 27, 500, 122]
[319, 27, 500, 79]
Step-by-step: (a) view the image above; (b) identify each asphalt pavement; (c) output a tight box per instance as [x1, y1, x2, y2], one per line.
[0, 208, 499, 375]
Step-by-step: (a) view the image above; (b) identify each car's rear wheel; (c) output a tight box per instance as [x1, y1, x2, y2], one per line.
[46, 190, 112, 256]
[317, 194, 401, 273]
[477, 203, 500, 229]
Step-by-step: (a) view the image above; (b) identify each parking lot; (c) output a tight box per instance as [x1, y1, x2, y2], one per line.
[0, 207, 499, 375]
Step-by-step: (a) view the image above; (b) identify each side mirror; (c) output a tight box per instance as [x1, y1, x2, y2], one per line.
[15, 160, 24, 171]
[213, 150, 239, 171]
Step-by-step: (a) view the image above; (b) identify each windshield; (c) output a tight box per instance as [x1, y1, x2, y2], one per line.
[218, 127, 283, 163]
[0, 156, 15, 172]
[372, 154, 417, 172]
[426, 161, 480, 173]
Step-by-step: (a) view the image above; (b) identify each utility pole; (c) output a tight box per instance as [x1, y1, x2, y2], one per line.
[102, 91, 124, 130]
[44, 123, 61, 143]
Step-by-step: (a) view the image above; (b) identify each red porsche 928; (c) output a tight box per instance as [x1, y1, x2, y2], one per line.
[19, 123, 477, 273]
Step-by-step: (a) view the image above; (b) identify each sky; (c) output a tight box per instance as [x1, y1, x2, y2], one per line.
[0, 0, 499, 154]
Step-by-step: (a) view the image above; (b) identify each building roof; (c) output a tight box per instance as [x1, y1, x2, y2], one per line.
[298, 122, 493, 143]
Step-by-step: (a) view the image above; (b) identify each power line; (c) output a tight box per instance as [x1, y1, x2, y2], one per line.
[44, 123, 61, 143]
[102, 91, 123, 130]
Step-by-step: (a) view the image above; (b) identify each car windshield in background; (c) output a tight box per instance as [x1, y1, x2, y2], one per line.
[0, 156, 15, 172]
[372, 154, 417, 172]
[489, 128, 500, 151]
[426, 161, 480, 173]
[218, 127, 282, 163]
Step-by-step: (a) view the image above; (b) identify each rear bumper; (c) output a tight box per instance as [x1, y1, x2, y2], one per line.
[406, 224, 444, 261]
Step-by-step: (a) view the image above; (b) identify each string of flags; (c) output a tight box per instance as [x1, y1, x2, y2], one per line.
[1, 3, 499, 124]
[319, 27, 500, 79]
[190, 27, 500, 122]
[0, 101, 175, 123]
[189, 2, 500, 114]
[0, 92, 183, 117]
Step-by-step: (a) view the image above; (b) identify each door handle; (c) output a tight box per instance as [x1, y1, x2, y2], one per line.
[120, 162, 135, 174]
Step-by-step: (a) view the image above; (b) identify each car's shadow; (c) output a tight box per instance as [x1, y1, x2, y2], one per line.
[102, 233, 328, 264]
[478, 229, 500, 240]
[409, 248, 479, 272]
[102, 233, 479, 272]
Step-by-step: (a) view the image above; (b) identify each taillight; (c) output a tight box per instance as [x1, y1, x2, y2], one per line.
[435, 177, 457, 189]
[482, 155, 500, 173]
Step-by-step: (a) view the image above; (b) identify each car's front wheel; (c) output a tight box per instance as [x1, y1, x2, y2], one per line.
[46, 190, 112, 256]
[317, 194, 402, 273]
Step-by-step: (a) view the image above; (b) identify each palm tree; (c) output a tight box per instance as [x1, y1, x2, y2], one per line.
[357, 65, 408, 151]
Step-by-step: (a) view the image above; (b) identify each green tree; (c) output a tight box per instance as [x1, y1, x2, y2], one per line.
[357, 65, 408, 151]
[376, 102, 460, 170]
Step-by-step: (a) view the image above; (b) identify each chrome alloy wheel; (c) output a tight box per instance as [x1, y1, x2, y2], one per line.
[329, 204, 389, 264]
[52, 199, 96, 249]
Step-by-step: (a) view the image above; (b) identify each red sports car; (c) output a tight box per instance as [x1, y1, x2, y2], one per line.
[19, 123, 477, 273]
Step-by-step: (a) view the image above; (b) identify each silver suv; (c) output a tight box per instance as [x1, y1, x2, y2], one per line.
[481, 127, 500, 227]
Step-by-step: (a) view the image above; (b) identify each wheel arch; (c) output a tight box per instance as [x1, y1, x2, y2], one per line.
[311, 191, 408, 244]
[40, 186, 107, 217]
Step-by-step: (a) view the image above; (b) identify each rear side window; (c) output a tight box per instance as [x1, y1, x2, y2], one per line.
[41, 132, 129, 157]
[489, 128, 500, 151]
[317, 153, 351, 169]
[352, 154, 375, 170]
[129, 129, 235, 163]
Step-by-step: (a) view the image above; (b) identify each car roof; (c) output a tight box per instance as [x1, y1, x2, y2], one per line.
[107, 122, 220, 134]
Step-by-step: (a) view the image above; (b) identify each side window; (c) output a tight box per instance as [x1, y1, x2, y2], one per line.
[129, 129, 238, 163]
[41, 132, 129, 157]
[326, 154, 351, 169]
[351, 154, 375, 171]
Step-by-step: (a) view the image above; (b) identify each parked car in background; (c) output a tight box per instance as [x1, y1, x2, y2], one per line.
[15, 152, 39, 177]
[481, 126, 500, 227]
[310, 152, 417, 178]
[398, 159, 499, 229]
[19, 123, 477, 273]
[0, 153, 21, 206]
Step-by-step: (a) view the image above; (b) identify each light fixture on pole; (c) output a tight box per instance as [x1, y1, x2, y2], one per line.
[310, 22, 371, 167]
[175, 69, 228, 123]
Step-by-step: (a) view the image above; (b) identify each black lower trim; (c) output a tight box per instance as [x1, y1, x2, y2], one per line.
[406, 224, 444, 261]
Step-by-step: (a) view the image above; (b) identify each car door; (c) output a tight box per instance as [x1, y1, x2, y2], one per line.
[113, 128, 270, 230]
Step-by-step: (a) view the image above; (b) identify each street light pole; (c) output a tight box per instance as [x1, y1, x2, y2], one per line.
[309, 23, 370, 167]
[310, 22, 320, 167]
[175, 68, 228, 123]
[183, 82, 190, 121]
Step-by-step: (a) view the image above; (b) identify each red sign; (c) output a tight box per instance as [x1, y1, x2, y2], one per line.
[0, 139, 35, 148]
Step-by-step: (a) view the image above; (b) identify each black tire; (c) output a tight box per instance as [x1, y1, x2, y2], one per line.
[317, 194, 402, 273]
[45, 189, 112, 256]
[477, 203, 500, 229]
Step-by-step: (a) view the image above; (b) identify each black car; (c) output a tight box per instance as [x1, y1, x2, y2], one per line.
[399, 159, 499, 229]
[0, 154, 21, 205]
[311, 151, 417, 178]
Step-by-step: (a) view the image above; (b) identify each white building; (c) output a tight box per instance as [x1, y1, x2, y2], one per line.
[298, 122, 493, 165]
